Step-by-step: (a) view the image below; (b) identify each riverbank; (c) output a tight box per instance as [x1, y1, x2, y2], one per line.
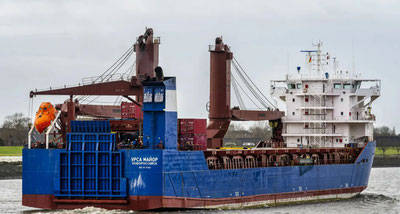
[373, 155, 400, 168]
[0, 161, 22, 179]
[0, 146, 23, 156]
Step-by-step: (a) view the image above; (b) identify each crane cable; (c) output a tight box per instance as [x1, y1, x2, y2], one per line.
[232, 57, 277, 109]
[93, 45, 134, 83]
[231, 61, 271, 109]
[231, 74, 245, 109]
[112, 59, 137, 106]
[77, 45, 134, 102]
[232, 58, 275, 109]
[231, 74, 262, 110]
[79, 45, 135, 104]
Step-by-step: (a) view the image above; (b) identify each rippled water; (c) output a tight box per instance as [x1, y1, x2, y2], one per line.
[1, 168, 399, 214]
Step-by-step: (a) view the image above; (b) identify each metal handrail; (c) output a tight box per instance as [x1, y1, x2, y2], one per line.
[81, 73, 130, 85]
[28, 111, 61, 149]
[27, 125, 35, 149]
[33, 74, 131, 93]
[45, 111, 62, 149]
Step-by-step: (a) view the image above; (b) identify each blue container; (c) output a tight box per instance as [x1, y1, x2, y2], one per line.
[70, 120, 111, 133]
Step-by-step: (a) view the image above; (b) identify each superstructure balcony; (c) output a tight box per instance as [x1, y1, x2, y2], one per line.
[282, 133, 343, 137]
[282, 119, 375, 124]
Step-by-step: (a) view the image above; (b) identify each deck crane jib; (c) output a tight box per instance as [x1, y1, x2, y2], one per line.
[28, 28, 161, 147]
[206, 37, 284, 148]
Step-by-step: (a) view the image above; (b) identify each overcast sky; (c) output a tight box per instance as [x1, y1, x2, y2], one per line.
[0, 0, 399, 130]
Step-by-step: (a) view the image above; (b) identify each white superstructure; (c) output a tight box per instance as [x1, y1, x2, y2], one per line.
[271, 43, 380, 148]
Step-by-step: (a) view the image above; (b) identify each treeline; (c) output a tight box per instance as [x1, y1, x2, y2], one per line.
[0, 113, 30, 146]
[0, 111, 399, 149]
[226, 124, 399, 139]
[373, 126, 400, 155]
[373, 126, 397, 136]
[375, 136, 400, 155]
[225, 121, 272, 140]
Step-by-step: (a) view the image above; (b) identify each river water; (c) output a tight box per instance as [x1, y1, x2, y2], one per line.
[1, 167, 399, 214]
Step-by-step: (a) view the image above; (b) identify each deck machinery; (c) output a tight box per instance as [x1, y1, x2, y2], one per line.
[23, 29, 378, 210]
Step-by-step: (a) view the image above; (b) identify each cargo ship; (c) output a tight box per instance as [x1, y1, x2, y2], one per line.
[23, 29, 380, 210]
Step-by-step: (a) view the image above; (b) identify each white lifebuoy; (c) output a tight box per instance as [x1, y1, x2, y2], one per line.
[303, 88, 307, 93]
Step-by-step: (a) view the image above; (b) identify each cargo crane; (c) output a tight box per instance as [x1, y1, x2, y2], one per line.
[207, 37, 285, 148]
[29, 29, 284, 150]
[29, 28, 159, 145]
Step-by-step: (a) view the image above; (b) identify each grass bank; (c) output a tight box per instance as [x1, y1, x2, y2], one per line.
[0, 146, 23, 156]
[375, 147, 399, 156]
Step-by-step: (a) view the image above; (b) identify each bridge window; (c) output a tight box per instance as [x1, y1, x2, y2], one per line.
[334, 83, 342, 89]
[297, 83, 302, 89]
[343, 84, 352, 89]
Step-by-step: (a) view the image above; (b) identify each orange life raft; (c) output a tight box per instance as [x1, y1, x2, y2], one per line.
[34, 102, 56, 133]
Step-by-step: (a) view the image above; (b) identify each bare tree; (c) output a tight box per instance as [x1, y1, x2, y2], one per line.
[225, 123, 246, 138]
[375, 136, 399, 157]
[374, 126, 396, 136]
[2, 113, 30, 130]
[248, 121, 272, 140]
[0, 113, 30, 146]
[395, 147, 400, 156]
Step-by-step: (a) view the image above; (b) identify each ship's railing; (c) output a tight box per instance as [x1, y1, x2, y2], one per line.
[283, 72, 365, 81]
[286, 73, 327, 80]
[204, 154, 359, 171]
[270, 86, 287, 95]
[135, 36, 161, 44]
[208, 45, 231, 51]
[331, 73, 358, 79]
[33, 74, 132, 93]
[283, 116, 375, 122]
[28, 111, 62, 149]
[81, 73, 131, 85]
[334, 115, 376, 121]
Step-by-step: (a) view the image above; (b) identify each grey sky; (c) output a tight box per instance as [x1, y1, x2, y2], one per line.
[0, 0, 399, 130]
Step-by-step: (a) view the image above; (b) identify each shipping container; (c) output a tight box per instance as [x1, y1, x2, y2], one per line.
[178, 118, 207, 150]
[178, 118, 206, 135]
[121, 101, 142, 119]
[178, 133, 207, 151]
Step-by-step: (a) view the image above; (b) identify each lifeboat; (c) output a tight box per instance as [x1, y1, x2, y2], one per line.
[34, 102, 56, 133]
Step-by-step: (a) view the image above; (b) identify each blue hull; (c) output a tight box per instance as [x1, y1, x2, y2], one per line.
[22, 141, 375, 210]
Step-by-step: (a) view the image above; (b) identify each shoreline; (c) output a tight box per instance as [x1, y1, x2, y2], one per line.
[372, 155, 400, 168]
[0, 161, 22, 179]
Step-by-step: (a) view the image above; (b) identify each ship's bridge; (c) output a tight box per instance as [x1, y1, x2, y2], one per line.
[269, 43, 380, 148]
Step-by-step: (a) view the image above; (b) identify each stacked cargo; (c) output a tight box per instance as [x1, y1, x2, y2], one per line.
[178, 119, 207, 151]
[121, 101, 142, 119]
